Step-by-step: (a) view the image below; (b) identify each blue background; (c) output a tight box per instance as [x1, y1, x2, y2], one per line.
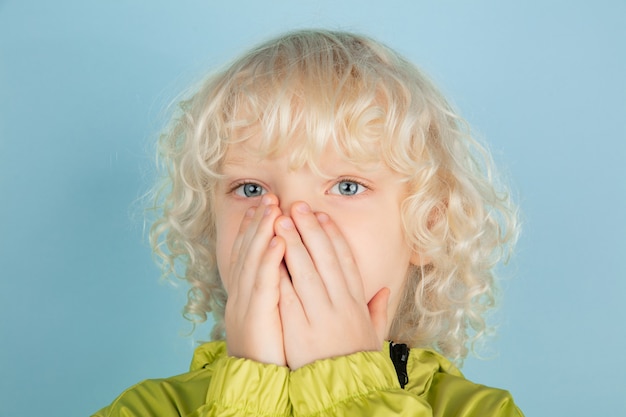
[1, 1, 624, 416]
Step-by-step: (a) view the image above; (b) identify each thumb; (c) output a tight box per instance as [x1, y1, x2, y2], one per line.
[367, 287, 390, 342]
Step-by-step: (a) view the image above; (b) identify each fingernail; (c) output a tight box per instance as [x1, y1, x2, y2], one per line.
[262, 195, 273, 206]
[279, 218, 294, 229]
[245, 207, 255, 217]
[296, 203, 310, 213]
[316, 212, 329, 223]
[264, 205, 273, 216]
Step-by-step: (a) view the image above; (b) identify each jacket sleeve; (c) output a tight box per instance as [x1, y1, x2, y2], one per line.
[92, 356, 291, 417]
[289, 350, 433, 417]
[425, 371, 525, 417]
[197, 355, 291, 416]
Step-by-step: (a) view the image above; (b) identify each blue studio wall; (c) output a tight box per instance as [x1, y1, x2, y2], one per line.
[1, 1, 624, 416]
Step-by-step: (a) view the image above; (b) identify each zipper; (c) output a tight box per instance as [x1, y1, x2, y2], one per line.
[389, 341, 409, 389]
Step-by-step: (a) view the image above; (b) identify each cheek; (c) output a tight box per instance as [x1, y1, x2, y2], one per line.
[339, 212, 411, 301]
[214, 213, 242, 291]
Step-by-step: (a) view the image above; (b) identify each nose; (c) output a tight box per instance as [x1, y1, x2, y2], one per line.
[275, 191, 310, 216]
[278, 196, 299, 216]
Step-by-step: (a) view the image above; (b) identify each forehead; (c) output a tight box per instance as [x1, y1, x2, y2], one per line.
[218, 57, 390, 170]
[221, 122, 385, 175]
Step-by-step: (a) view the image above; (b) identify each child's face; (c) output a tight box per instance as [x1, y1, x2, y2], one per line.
[213, 134, 422, 333]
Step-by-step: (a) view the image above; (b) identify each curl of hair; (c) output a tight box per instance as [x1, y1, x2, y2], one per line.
[149, 29, 519, 361]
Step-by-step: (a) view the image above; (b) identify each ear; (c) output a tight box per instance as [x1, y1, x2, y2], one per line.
[410, 251, 431, 267]
[409, 200, 445, 267]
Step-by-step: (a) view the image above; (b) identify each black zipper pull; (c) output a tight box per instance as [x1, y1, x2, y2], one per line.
[389, 341, 409, 389]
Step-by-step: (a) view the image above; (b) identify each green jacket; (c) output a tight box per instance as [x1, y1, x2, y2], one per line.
[93, 341, 523, 416]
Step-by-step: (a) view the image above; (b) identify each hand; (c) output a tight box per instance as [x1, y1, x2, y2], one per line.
[275, 202, 390, 370]
[223, 194, 287, 366]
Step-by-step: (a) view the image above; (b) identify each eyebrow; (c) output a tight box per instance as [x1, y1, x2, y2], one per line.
[222, 153, 258, 167]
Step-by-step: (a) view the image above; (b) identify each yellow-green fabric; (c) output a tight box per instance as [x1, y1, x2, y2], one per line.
[93, 341, 523, 417]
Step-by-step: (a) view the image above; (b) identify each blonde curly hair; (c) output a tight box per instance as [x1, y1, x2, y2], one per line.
[150, 29, 519, 362]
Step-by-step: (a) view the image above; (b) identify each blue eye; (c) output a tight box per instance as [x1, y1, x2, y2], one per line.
[234, 183, 266, 197]
[330, 180, 366, 196]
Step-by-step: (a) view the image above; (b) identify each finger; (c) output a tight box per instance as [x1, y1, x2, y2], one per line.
[274, 214, 331, 313]
[225, 206, 256, 295]
[237, 212, 282, 301]
[368, 287, 390, 342]
[314, 211, 365, 301]
[278, 263, 309, 329]
[234, 194, 279, 266]
[247, 236, 285, 308]
[225, 237, 287, 367]
[233, 195, 281, 300]
[289, 203, 351, 297]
